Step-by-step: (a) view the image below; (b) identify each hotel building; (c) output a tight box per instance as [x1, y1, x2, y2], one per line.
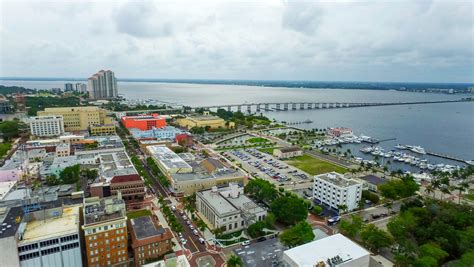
[313, 172, 363, 212]
[28, 115, 65, 137]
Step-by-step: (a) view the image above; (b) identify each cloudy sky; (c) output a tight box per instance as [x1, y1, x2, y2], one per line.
[0, 0, 472, 82]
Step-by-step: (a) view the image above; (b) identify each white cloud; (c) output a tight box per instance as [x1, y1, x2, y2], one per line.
[0, 0, 472, 82]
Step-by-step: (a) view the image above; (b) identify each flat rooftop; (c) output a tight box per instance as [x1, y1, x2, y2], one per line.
[131, 216, 166, 240]
[283, 234, 370, 266]
[315, 172, 361, 188]
[198, 190, 239, 215]
[147, 146, 192, 171]
[187, 115, 223, 121]
[84, 196, 126, 225]
[20, 206, 80, 244]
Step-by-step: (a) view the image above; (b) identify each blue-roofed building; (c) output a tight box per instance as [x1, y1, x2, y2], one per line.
[129, 126, 186, 141]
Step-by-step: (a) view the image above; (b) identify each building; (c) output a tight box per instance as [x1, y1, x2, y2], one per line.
[90, 124, 116, 136]
[147, 146, 246, 195]
[64, 83, 74, 92]
[75, 83, 87, 93]
[56, 143, 71, 157]
[87, 70, 118, 99]
[282, 234, 370, 267]
[358, 175, 386, 192]
[129, 126, 184, 141]
[129, 216, 173, 267]
[38, 106, 113, 132]
[0, 205, 83, 267]
[196, 183, 266, 233]
[82, 194, 129, 267]
[121, 113, 167, 131]
[0, 95, 13, 114]
[327, 127, 353, 137]
[176, 113, 226, 129]
[110, 174, 145, 202]
[28, 115, 65, 137]
[273, 147, 303, 159]
[142, 253, 190, 267]
[313, 172, 363, 212]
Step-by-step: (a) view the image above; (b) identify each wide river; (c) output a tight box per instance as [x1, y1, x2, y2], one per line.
[2, 80, 473, 167]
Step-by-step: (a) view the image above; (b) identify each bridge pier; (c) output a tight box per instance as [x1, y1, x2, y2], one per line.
[247, 105, 252, 113]
[284, 103, 288, 110]
[292, 103, 296, 110]
[265, 103, 269, 111]
[237, 105, 241, 112]
[256, 104, 261, 112]
[276, 103, 281, 111]
[300, 103, 305, 109]
[307, 103, 312, 109]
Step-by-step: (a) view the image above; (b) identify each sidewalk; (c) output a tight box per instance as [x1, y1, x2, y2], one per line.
[153, 208, 183, 252]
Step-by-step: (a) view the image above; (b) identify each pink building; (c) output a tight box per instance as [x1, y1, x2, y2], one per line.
[0, 169, 21, 182]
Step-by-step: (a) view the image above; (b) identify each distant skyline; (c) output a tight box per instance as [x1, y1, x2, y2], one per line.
[0, 0, 473, 83]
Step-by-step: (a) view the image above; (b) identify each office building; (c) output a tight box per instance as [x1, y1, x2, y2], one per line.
[0, 205, 83, 267]
[82, 194, 129, 267]
[176, 112, 227, 129]
[282, 234, 370, 267]
[28, 115, 65, 137]
[0, 95, 13, 114]
[147, 145, 246, 195]
[313, 172, 363, 212]
[196, 183, 266, 234]
[129, 216, 173, 267]
[75, 83, 87, 93]
[121, 113, 166, 131]
[64, 83, 74, 92]
[38, 106, 113, 132]
[87, 70, 118, 99]
[273, 146, 303, 159]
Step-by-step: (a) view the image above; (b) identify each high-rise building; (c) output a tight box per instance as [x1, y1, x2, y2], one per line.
[64, 83, 74, 91]
[37, 106, 115, 132]
[313, 172, 363, 212]
[82, 194, 129, 267]
[75, 83, 87, 93]
[28, 115, 65, 137]
[87, 70, 118, 99]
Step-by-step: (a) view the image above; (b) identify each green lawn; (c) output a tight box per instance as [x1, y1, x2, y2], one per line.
[258, 147, 279, 154]
[286, 154, 348, 175]
[246, 137, 269, 144]
[127, 209, 152, 219]
[0, 142, 12, 158]
[465, 194, 474, 202]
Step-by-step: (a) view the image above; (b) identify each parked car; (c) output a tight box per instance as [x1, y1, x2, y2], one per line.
[257, 236, 267, 242]
[241, 240, 251, 246]
[198, 237, 205, 244]
[193, 229, 199, 236]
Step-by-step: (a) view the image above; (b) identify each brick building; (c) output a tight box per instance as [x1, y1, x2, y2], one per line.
[121, 113, 166, 131]
[82, 194, 129, 266]
[129, 216, 174, 266]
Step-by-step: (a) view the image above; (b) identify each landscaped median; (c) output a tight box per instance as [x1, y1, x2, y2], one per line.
[285, 154, 348, 175]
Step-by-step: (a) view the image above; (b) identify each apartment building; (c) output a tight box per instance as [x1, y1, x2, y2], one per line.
[82, 194, 129, 267]
[129, 216, 173, 266]
[313, 172, 363, 212]
[28, 115, 65, 137]
[38, 106, 113, 132]
[87, 70, 118, 99]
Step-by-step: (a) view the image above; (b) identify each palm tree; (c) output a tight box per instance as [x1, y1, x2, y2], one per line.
[227, 254, 243, 267]
[456, 181, 469, 204]
[431, 179, 442, 199]
[425, 184, 434, 198]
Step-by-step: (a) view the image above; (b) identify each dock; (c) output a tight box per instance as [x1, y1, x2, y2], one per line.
[426, 151, 468, 164]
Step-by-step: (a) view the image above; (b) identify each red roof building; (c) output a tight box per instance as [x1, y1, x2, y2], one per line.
[121, 113, 166, 131]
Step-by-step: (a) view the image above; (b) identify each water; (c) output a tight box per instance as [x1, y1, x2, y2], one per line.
[2, 80, 473, 165]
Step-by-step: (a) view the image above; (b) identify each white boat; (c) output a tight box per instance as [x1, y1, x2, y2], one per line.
[394, 144, 407, 149]
[409, 145, 426, 154]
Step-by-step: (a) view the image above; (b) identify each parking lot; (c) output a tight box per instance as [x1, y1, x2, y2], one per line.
[223, 148, 311, 186]
[233, 238, 286, 267]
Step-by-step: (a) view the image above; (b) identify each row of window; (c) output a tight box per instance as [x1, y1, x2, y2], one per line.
[18, 242, 79, 261]
[18, 243, 39, 253]
[40, 238, 59, 247]
[60, 234, 78, 243]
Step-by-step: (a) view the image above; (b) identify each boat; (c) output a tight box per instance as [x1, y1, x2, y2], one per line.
[408, 145, 426, 154]
[360, 147, 373, 153]
[394, 144, 407, 149]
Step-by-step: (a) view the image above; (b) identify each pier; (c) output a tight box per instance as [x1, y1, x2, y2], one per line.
[426, 151, 468, 164]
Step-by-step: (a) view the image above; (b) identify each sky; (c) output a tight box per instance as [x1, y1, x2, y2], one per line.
[0, 0, 473, 83]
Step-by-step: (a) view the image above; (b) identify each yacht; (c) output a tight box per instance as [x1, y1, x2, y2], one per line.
[409, 145, 426, 154]
[394, 144, 407, 149]
[360, 147, 373, 153]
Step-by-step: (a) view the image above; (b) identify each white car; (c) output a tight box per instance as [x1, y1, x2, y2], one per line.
[198, 237, 205, 244]
[241, 240, 251, 246]
[193, 229, 199, 236]
[180, 238, 187, 244]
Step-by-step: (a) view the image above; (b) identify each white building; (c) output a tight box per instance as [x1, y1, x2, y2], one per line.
[29, 115, 64, 137]
[283, 234, 370, 267]
[147, 145, 193, 175]
[0, 205, 83, 267]
[75, 83, 87, 93]
[87, 70, 118, 99]
[273, 147, 303, 159]
[313, 172, 362, 212]
[196, 183, 267, 234]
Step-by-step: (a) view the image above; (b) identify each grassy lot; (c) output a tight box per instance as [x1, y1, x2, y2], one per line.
[246, 137, 269, 143]
[0, 142, 12, 158]
[465, 194, 474, 202]
[286, 154, 348, 175]
[127, 209, 152, 219]
[258, 147, 280, 154]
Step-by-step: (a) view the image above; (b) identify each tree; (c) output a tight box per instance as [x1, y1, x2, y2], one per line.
[339, 215, 364, 238]
[45, 174, 60, 186]
[227, 254, 243, 267]
[247, 221, 266, 238]
[279, 221, 315, 248]
[264, 212, 276, 227]
[418, 243, 449, 265]
[58, 164, 81, 184]
[270, 196, 308, 225]
[244, 178, 278, 204]
[360, 224, 393, 253]
[0, 120, 20, 141]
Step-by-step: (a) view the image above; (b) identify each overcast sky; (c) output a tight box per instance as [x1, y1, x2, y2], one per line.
[0, 0, 472, 82]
